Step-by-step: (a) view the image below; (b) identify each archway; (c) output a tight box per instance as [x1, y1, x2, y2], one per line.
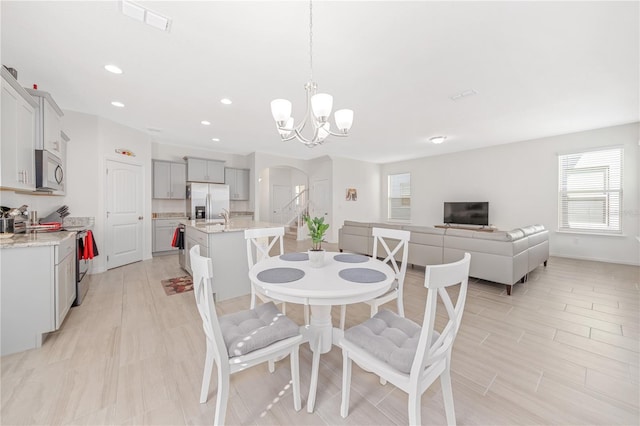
[257, 166, 309, 230]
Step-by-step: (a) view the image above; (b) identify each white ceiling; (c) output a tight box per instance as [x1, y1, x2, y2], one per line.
[1, 1, 638, 163]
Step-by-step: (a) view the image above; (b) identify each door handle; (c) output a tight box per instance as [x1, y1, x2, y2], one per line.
[138, 216, 144, 220]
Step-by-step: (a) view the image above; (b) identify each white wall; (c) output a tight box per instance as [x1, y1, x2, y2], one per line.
[331, 157, 382, 239]
[59, 111, 154, 274]
[379, 123, 639, 265]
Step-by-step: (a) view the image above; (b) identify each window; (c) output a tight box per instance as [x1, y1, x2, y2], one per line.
[558, 147, 623, 234]
[388, 173, 411, 220]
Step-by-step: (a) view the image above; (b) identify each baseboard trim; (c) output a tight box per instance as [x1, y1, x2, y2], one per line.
[549, 253, 640, 267]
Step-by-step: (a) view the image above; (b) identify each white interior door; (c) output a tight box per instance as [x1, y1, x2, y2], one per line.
[106, 160, 143, 269]
[271, 184, 291, 223]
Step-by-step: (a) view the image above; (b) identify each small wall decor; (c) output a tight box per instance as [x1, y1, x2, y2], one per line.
[346, 188, 357, 201]
[115, 148, 136, 157]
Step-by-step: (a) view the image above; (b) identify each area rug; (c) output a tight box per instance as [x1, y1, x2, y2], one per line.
[161, 276, 193, 296]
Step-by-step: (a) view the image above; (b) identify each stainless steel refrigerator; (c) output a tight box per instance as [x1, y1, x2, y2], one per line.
[186, 183, 230, 221]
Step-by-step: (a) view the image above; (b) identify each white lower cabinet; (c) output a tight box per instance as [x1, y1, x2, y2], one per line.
[55, 238, 76, 329]
[0, 236, 76, 356]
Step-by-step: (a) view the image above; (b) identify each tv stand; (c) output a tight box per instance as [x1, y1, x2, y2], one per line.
[435, 224, 495, 232]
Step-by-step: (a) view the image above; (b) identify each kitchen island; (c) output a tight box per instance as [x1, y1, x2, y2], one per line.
[182, 218, 282, 301]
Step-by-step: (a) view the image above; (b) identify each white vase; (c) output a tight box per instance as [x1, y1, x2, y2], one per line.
[308, 249, 325, 268]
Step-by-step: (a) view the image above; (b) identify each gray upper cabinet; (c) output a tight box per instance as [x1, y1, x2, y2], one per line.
[185, 157, 225, 183]
[1, 67, 37, 191]
[25, 87, 64, 159]
[225, 167, 250, 200]
[153, 160, 186, 199]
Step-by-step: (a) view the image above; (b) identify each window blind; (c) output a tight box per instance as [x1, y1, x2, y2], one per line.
[558, 147, 623, 233]
[388, 173, 411, 220]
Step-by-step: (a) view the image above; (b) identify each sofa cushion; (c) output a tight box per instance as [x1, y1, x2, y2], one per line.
[343, 220, 370, 228]
[531, 224, 546, 233]
[444, 228, 476, 238]
[344, 309, 436, 374]
[342, 225, 371, 237]
[219, 302, 299, 357]
[371, 222, 403, 230]
[408, 231, 444, 246]
[444, 235, 529, 256]
[473, 229, 525, 242]
[528, 229, 548, 246]
[402, 225, 446, 236]
[519, 225, 538, 236]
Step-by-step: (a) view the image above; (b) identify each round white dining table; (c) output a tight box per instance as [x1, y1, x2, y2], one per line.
[248, 251, 394, 412]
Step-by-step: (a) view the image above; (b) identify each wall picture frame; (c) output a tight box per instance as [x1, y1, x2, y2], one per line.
[346, 188, 357, 201]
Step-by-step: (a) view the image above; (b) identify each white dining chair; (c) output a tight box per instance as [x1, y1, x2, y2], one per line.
[245, 227, 309, 325]
[340, 253, 471, 426]
[339, 227, 410, 329]
[190, 245, 303, 426]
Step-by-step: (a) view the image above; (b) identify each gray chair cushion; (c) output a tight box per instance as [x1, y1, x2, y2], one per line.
[219, 302, 299, 357]
[344, 310, 438, 374]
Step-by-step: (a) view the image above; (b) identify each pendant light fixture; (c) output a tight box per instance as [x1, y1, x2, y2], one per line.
[270, 0, 354, 147]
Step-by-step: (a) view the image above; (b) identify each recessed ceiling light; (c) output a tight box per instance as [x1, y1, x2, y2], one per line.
[111, 101, 125, 108]
[201, 120, 211, 125]
[429, 136, 447, 144]
[104, 64, 123, 74]
[211, 138, 220, 142]
[220, 98, 232, 105]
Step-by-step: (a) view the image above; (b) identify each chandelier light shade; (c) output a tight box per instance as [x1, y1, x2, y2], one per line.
[270, 0, 353, 147]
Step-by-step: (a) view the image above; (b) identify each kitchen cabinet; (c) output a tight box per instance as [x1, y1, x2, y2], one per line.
[25, 87, 64, 159]
[153, 160, 186, 199]
[0, 234, 76, 356]
[153, 218, 186, 253]
[55, 236, 76, 329]
[1, 67, 37, 191]
[225, 167, 250, 200]
[185, 157, 225, 183]
[182, 224, 251, 301]
[184, 226, 208, 274]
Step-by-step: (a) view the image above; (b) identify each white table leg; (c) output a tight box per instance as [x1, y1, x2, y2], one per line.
[303, 304, 332, 412]
[309, 305, 332, 353]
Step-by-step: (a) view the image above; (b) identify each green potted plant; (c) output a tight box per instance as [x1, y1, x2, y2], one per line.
[304, 215, 329, 267]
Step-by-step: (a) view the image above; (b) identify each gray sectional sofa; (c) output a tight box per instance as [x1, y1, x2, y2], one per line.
[338, 221, 548, 295]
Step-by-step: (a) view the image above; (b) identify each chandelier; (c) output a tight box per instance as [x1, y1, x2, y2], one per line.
[270, 0, 354, 147]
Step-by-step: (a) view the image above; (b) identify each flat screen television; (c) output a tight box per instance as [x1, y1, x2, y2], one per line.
[444, 202, 489, 226]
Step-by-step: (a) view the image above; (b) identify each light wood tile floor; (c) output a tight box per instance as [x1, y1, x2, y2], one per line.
[1, 239, 638, 425]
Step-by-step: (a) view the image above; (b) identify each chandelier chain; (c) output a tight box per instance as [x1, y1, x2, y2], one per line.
[309, 0, 313, 82]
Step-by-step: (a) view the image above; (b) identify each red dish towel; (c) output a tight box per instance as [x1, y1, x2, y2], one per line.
[83, 230, 99, 260]
[171, 228, 179, 247]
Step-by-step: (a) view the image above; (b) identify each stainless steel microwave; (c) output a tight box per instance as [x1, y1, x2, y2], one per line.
[35, 149, 64, 192]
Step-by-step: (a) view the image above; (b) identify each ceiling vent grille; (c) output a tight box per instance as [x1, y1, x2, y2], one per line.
[121, 1, 172, 32]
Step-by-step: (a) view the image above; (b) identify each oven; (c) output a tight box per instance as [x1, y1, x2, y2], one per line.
[177, 224, 186, 270]
[73, 229, 90, 306]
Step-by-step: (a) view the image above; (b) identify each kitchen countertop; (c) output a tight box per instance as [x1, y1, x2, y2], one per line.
[0, 231, 76, 249]
[183, 218, 281, 234]
[152, 212, 188, 220]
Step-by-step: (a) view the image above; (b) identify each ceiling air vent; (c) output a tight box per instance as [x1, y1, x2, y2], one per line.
[121, 1, 172, 32]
